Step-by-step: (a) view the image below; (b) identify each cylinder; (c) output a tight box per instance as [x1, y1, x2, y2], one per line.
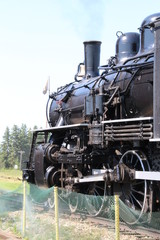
[83, 41, 101, 78]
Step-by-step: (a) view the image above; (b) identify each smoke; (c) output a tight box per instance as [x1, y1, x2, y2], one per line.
[58, 0, 106, 41]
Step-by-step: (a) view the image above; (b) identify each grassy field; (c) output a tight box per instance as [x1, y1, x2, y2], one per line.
[0, 169, 22, 191]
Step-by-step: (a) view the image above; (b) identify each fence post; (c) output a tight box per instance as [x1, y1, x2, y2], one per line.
[22, 180, 26, 236]
[54, 186, 59, 240]
[115, 195, 120, 240]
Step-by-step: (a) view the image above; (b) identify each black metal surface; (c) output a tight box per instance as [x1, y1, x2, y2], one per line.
[139, 13, 160, 53]
[83, 41, 101, 77]
[116, 32, 140, 63]
[34, 145, 46, 186]
[58, 153, 83, 164]
[85, 95, 103, 116]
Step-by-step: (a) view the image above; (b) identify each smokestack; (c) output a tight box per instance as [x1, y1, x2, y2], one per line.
[153, 20, 160, 140]
[83, 41, 101, 78]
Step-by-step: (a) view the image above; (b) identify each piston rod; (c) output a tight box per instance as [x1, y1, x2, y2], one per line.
[73, 167, 160, 184]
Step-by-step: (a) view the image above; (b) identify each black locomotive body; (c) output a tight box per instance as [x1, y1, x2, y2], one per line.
[23, 13, 160, 221]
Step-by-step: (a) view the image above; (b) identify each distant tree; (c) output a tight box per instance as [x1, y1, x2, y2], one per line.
[8, 144, 18, 168]
[0, 127, 11, 168]
[0, 124, 38, 169]
[10, 125, 20, 157]
[18, 124, 32, 165]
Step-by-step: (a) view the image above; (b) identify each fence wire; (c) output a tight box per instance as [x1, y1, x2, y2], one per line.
[0, 182, 160, 240]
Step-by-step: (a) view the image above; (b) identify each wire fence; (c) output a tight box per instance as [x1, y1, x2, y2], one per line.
[0, 182, 160, 240]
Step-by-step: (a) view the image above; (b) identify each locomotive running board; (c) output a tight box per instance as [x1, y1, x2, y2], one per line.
[102, 116, 153, 124]
[135, 171, 160, 181]
[32, 123, 89, 132]
[74, 169, 160, 184]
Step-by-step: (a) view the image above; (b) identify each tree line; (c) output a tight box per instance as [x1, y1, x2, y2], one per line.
[0, 124, 38, 169]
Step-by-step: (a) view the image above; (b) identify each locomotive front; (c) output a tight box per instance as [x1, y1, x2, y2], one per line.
[23, 13, 160, 223]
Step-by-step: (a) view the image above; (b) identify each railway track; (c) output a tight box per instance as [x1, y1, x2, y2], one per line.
[0, 229, 20, 240]
[67, 213, 160, 240]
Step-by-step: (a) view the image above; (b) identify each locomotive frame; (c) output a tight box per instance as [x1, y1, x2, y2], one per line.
[23, 13, 160, 224]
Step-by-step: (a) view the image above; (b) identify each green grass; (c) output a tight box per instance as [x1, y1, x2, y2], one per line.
[0, 180, 22, 191]
[0, 169, 22, 178]
[0, 169, 22, 191]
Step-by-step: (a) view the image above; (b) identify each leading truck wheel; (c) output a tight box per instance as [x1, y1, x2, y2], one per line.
[119, 150, 152, 225]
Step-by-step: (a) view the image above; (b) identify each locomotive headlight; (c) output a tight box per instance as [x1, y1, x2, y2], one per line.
[23, 171, 29, 180]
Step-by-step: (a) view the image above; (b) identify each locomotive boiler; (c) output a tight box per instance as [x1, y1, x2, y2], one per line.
[23, 13, 160, 223]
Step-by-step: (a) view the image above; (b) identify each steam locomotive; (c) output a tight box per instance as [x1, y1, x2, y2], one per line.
[23, 13, 160, 222]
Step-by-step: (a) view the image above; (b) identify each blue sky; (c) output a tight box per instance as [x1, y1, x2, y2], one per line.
[0, 0, 159, 141]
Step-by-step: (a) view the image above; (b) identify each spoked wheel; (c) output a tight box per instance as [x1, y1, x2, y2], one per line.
[84, 181, 106, 216]
[120, 150, 152, 225]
